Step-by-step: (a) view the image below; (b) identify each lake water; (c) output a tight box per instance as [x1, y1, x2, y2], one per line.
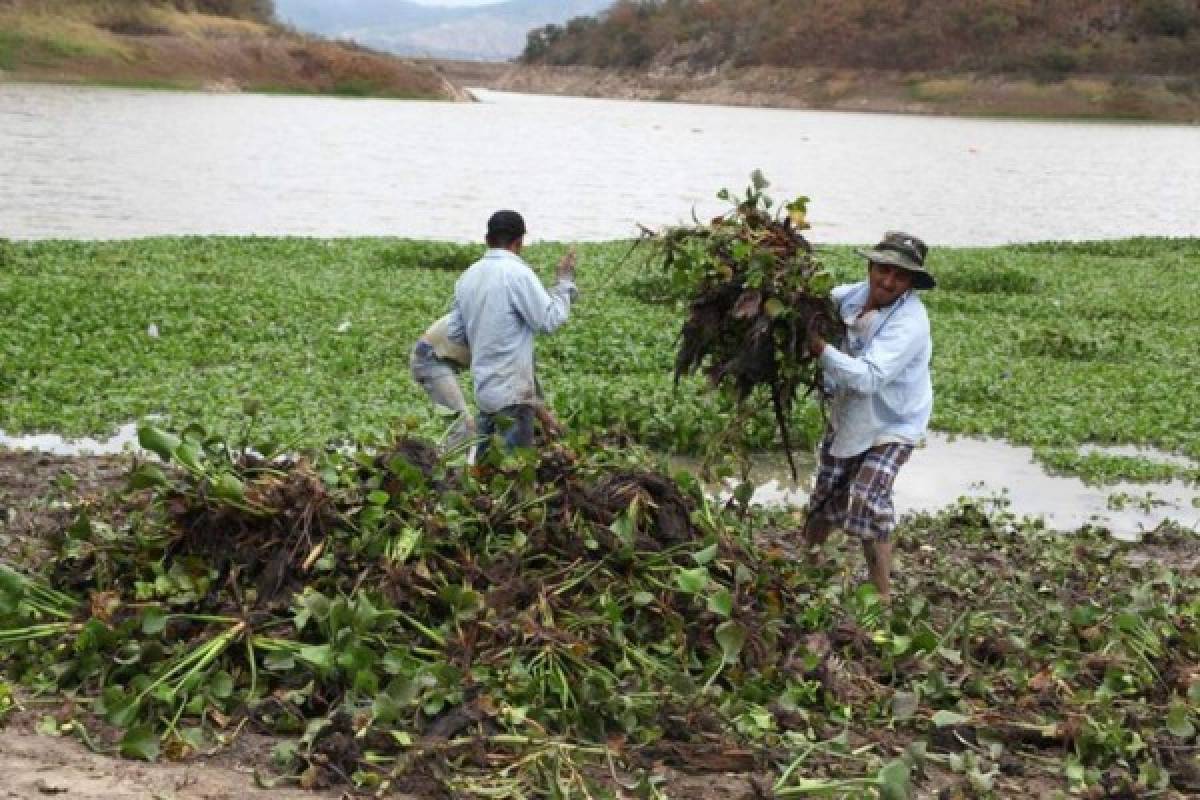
[1, 83, 1198, 244]
[676, 434, 1200, 540]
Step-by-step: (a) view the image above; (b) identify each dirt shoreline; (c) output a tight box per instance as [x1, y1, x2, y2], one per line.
[432, 59, 1200, 122]
[0, 714, 352, 800]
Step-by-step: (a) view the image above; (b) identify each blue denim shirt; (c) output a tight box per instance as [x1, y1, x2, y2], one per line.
[819, 281, 933, 458]
[446, 248, 577, 414]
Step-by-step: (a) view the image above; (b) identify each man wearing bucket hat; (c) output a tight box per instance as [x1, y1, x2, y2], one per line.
[803, 231, 936, 603]
[446, 210, 577, 451]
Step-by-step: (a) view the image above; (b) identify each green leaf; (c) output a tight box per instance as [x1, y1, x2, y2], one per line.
[174, 441, 203, 472]
[609, 512, 636, 548]
[675, 566, 709, 594]
[809, 270, 834, 294]
[1166, 703, 1195, 739]
[212, 473, 246, 503]
[763, 297, 786, 319]
[932, 710, 970, 728]
[137, 424, 180, 462]
[271, 740, 299, 769]
[141, 607, 168, 635]
[1065, 757, 1086, 786]
[715, 620, 746, 664]
[388, 527, 422, 564]
[297, 644, 335, 672]
[691, 543, 718, 565]
[120, 724, 161, 762]
[128, 463, 169, 490]
[104, 696, 141, 729]
[632, 591, 654, 606]
[210, 671, 234, 700]
[706, 588, 733, 618]
[877, 758, 911, 800]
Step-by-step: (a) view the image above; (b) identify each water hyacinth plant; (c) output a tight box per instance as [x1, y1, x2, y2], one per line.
[643, 171, 842, 478]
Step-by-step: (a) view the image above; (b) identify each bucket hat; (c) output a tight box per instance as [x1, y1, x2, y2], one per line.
[855, 231, 935, 290]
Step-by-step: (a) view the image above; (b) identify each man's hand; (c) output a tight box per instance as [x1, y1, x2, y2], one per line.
[807, 315, 826, 358]
[555, 248, 577, 285]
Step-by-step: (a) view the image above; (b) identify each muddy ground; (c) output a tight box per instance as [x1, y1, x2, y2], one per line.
[0, 715, 348, 800]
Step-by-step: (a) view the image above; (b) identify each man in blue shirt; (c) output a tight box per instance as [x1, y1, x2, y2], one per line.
[446, 210, 577, 450]
[804, 231, 935, 603]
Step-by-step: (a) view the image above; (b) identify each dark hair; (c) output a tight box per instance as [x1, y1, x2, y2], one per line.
[486, 230, 523, 249]
[486, 210, 526, 249]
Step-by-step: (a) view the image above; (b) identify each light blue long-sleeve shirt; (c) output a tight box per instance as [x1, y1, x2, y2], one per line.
[819, 281, 933, 458]
[446, 248, 576, 414]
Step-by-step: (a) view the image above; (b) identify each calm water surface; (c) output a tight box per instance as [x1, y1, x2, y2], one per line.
[1, 83, 1197, 243]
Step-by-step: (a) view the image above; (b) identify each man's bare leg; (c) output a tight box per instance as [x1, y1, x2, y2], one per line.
[862, 539, 893, 603]
[803, 514, 834, 562]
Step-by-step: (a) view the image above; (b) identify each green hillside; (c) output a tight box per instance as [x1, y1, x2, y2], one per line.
[0, 0, 463, 99]
[523, 0, 1200, 80]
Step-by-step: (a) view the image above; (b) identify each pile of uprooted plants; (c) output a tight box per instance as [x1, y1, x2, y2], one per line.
[1, 422, 1198, 798]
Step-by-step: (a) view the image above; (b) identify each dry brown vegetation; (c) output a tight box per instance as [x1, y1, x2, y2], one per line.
[0, 0, 466, 99]
[1, 0, 274, 24]
[523, 0, 1200, 79]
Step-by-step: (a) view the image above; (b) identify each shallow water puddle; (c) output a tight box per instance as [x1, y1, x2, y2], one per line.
[0, 424, 141, 456]
[675, 433, 1200, 538]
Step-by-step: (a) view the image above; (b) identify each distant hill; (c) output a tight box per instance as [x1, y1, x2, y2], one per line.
[521, 0, 1200, 77]
[275, 0, 612, 61]
[0, 0, 467, 99]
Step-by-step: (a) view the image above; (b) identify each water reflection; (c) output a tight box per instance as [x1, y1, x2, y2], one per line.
[675, 433, 1200, 538]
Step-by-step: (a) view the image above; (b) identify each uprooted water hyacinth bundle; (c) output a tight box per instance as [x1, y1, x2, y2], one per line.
[649, 172, 843, 476]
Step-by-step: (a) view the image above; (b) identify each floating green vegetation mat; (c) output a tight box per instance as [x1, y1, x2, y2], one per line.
[1, 230, 1198, 483]
[1, 423, 1198, 797]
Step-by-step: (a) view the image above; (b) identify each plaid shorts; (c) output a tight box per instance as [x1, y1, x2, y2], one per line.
[807, 432, 913, 542]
